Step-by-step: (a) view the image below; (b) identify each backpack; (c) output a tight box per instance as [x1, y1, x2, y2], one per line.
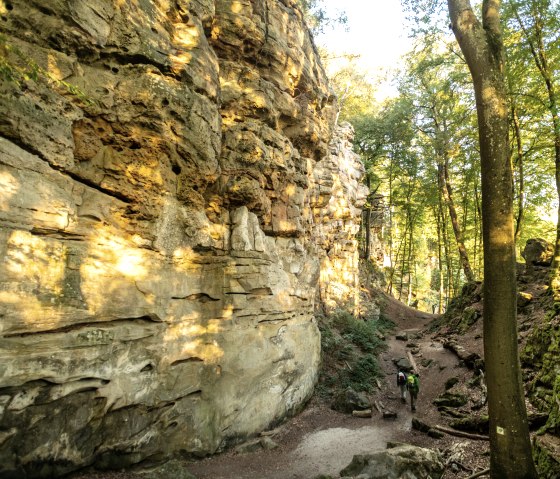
[407, 374, 419, 391]
[397, 372, 406, 385]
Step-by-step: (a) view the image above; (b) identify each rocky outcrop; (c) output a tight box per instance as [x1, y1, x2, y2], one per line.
[522, 238, 554, 267]
[0, 0, 366, 476]
[311, 122, 368, 313]
[339, 444, 445, 479]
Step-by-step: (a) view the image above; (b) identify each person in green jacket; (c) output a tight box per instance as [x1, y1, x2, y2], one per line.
[406, 372, 420, 411]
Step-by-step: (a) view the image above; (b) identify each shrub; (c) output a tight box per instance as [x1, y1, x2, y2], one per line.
[316, 308, 391, 398]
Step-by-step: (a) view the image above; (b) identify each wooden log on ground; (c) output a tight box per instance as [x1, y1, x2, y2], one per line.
[382, 411, 397, 419]
[434, 425, 489, 441]
[352, 409, 372, 418]
[467, 468, 490, 479]
[406, 351, 419, 373]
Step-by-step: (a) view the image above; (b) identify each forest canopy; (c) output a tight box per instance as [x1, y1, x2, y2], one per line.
[322, 0, 559, 313]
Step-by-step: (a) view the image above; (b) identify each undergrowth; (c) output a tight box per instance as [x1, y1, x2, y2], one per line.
[316, 308, 394, 400]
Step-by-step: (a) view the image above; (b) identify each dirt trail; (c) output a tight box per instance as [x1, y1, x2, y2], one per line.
[73, 298, 486, 479]
[186, 299, 468, 479]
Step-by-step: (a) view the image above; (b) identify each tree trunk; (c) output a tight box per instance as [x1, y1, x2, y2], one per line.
[364, 207, 372, 259]
[447, 1, 537, 477]
[386, 156, 395, 296]
[439, 159, 476, 282]
[407, 216, 415, 305]
[511, 105, 525, 244]
[437, 210, 445, 314]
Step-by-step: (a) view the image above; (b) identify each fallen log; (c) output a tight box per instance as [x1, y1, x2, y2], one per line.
[406, 351, 419, 373]
[433, 425, 489, 441]
[466, 468, 490, 479]
[382, 411, 397, 419]
[352, 409, 372, 418]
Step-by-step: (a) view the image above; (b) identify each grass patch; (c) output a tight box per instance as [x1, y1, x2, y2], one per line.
[316, 308, 393, 399]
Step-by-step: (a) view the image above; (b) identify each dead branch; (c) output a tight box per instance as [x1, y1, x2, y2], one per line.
[434, 425, 489, 441]
[466, 468, 490, 479]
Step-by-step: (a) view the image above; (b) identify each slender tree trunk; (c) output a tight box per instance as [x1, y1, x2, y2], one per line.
[511, 105, 525, 244]
[439, 159, 476, 282]
[364, 206, 372, 260]
[437, 210, 445, 313]
[544, 75, 560, 298]
[443, 204, 453, 310]
[387, 158, 395, 296]
[363, 177, 373, 260]
[407, 216, 415, 305]
[474, 180, 483, 276]
[432, 111, 476, 284]
[448, 1, 537, 477]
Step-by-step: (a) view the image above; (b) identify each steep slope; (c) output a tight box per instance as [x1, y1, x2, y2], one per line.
[428, 241, 560, 477]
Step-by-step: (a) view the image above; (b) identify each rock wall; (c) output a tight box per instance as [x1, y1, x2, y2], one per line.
[311, 122, 368, 313]
[0, 0, 366, 476]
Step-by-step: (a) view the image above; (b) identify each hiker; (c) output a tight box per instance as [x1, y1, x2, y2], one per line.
[407, 372, 420, 411]
[397, 370, 407, 403]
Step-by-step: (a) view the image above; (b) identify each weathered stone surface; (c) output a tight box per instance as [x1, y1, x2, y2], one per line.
[522, 238, 554, 266]
[311, 123, 368, 313]
[433, 392, 468, 409]
[339, 444, 445, 479]
[0, 0, 365, 477]
[331, 387, 371, 414]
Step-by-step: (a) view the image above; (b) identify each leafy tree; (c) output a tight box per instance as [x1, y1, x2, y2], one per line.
[401, 40, 477, 283]
[447, 0, 537, 476]
[503, 0, 560, 296]
[298, 0, 347, 35]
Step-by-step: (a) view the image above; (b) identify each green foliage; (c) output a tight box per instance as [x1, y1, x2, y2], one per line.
[319, 51, 379, 122]
[297, 0, 347, 35]
[317, 309, 391, 398]
[329, 10, 557, 308]
[336, 315, 384, 354]
[0, 34, 92, 105]
[338, 354, 379, 393]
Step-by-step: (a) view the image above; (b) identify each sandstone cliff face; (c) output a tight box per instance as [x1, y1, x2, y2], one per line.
[312, 123, 368, 312]
[0, 0, 366, 476]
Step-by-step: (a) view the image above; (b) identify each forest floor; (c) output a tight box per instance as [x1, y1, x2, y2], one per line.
[74, 292, 492, 479]
[185, 294, 491, 479]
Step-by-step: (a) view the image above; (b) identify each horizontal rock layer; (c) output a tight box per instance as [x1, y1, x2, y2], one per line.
[0, 0, 366, 476]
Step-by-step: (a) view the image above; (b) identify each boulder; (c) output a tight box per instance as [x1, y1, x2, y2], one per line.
[522, 238, 553, 266]
[393, 358, 413, 372]
[433, 392, 468, 409]
[340, 444, 444, 479]
[444, 377, 460, 390]
[382, 411, 398, 419]
[354, 409, 373, 418]
[518, 291, 533, 308]
[332, 388, 371, 414]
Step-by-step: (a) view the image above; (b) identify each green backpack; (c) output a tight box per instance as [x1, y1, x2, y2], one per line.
[407, 374, 419, 392]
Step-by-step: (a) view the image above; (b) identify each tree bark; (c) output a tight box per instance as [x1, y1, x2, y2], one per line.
[447, 1, 537, 477]
[438, 159, 476, 282]
[511, 104, 525, 244]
